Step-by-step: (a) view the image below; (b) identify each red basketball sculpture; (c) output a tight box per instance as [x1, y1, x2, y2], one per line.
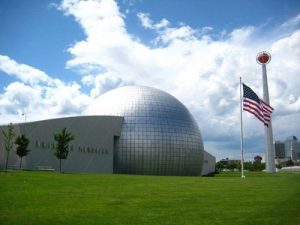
[256, 51, 271, 64]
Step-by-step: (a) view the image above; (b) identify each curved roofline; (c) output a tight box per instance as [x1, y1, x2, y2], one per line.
[1, 115, 124, 126]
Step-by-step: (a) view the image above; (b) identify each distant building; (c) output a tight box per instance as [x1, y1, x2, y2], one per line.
[275, 141, 285, 159]
[285, 136, 300, 160]
[274, 136, 300, 164]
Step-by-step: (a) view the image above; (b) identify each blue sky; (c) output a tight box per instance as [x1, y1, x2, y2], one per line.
[0, 0, 299, 160]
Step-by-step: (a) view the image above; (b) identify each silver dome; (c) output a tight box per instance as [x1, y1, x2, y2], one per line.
[88, 86, 204, 176]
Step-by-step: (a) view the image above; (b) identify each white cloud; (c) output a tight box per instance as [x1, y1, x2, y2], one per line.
[82, 72, 133, 98]
[0, 55, 55, 85]
[137, 12, 197, 44]
[137, 12, 169, 30]
[0, 57, 91, 123]
[280, 14, 300, 29]
[156, 26, 197, 44]
[228, 26, 255, 45]
[137, 12, 154, 29]
[0, 82, 40, 115]
[269, 30, 300, 116]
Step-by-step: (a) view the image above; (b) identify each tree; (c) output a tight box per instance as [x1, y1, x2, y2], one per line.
[243, 161, 253, 171]
[286, 159, 294, 167]
[236, 162, 241, 171]
[227, 162, 237, 171]
[252, 161, 265, 171]
[1, 123, 16, 171]
[53, 128, 75, 173]
[15, 134, 30, 169]
[215, 162, 224, 172]
[276, 164, 282, 169]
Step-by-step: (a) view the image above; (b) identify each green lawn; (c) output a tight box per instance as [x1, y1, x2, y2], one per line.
[1, 170, 300, 225]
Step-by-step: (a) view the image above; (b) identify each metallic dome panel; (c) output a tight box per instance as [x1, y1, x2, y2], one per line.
[88, 86, 204, 176]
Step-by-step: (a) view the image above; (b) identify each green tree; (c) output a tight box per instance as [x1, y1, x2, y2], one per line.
[227, 162, 237, 171]
[236, 162, 241, 171]
[276, 164, 282, 169]
[286, 159, 294, 167]
[215, 162, 224, 172]
[243, 161, 253, 171]
[253, 161, 265, 171]
[15, 134, 30, 169]
[53, 127, 75, 173]
[1, 123, 16, 171]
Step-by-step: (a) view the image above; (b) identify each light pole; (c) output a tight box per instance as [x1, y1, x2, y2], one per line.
[22, 111, 27, 123]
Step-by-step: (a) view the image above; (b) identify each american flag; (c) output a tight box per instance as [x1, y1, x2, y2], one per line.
[242, 83, 273, 127]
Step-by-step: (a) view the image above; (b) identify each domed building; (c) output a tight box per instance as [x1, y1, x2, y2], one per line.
[87, 86, 204, 176]
[0, 86, 215, 176]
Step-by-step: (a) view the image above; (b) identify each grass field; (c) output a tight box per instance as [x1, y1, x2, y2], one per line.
[1, 170, 300, 225]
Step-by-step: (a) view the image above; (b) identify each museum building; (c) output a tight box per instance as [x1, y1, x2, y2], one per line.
[0, 86, 215, 176]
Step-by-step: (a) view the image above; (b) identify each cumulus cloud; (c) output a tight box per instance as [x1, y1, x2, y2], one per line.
[280, 14, 300, 30]
[82, 72, 133, 97]
[0, 56, 91, 123]
[137, 12, 169, 30]
[137, 12, 200, 45]
[0, 55, 56, 85]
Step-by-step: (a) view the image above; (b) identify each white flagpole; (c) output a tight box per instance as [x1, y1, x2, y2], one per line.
[240, 77, 245, 178]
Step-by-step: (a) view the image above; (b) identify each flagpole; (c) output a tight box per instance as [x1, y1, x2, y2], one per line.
[239, 77, 245, 178]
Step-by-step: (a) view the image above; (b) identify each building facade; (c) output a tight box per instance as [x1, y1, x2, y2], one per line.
[0, 116, 123, 173]
[274, 141, 285, 159]
[285, 136, 300, 160]
[274, 136, 300, 163]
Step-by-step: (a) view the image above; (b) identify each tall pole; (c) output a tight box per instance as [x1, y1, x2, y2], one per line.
[239, 77, 245, 178]
[257, 51, 276, 173]
[22, 111, 27, 123]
